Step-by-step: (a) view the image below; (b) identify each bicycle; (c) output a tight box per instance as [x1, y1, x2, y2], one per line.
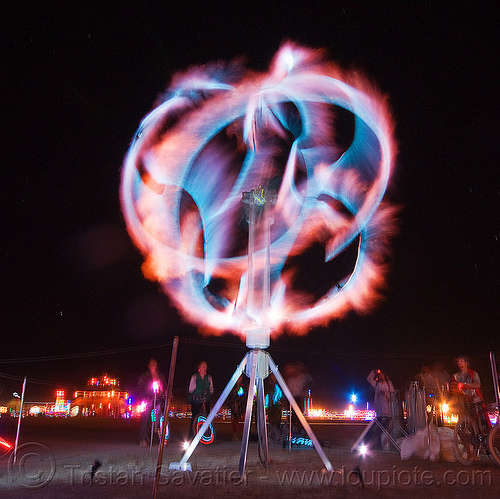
[190, 401, 215, 445]
[453, 393, 500, 466]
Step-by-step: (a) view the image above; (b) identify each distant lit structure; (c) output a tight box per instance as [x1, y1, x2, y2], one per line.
[305, 390, 313, 415]
[2, 392, 68, 417]
[54, 389, 70, 415]
[72, 373, 129, 417]
[304, 404, 377, 421]
[307, 408, 331, 418]
[87, 374, 119, 388]
[29, 405, 42, 416]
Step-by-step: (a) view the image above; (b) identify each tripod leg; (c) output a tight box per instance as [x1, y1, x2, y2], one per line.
[238, 350, 258, 476]
[173, 355, 248, 469]
[268, 356, 333, 471]
[374, 417, 401, 451]
[256, 373, 269, 466]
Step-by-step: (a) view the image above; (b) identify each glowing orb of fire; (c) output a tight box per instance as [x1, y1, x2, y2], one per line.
[121, 43, 397, 338]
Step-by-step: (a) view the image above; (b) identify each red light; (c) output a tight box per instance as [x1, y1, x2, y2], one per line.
[0, 437, 12, 450]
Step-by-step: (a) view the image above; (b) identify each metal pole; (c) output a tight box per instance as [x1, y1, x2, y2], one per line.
[247, 199, 255, 316]
[256, 373, 269, 466]
[153, 336, 179, 499]
[490, 352, 500, 416]
[13, 376, 27, 464]
[150, 390, 157, 453]
[238, 350, 258, 476]
[263, 200, 271, 314]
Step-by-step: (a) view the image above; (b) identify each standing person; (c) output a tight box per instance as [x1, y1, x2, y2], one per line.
[266, 373, 284, 442]
[451, 356, 483, 408]
[367, 369, 396, 450]
[229, 375, 246, 441]
[283, 362, 312, 435]
[431, 361, 452, 425]
[137, 358, 166, 447]
[188, 361, 214, 438]
[415, 365, 439, 398]
[431, 361, 451, 399]
[367, 369, 395, 417]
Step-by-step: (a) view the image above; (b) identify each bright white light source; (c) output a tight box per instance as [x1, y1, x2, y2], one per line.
[182, 441, 190, 450]
[359, 444, 368, 455]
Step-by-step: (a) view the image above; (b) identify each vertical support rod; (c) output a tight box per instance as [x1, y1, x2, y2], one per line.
[150, 391, 157, 452]
[256, 373, 269, 466]
[268, 357, 332, 471]
[153, 336, 179, 498]
[263, 201, 271, 315]
[490, 352, 500, 417]
[238, 350, 258, 476]
[247, 200, 255, 316]
[13, 377, 27, 465]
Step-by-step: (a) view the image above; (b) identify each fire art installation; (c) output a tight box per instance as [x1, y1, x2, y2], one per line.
[121, 43, 397, 338]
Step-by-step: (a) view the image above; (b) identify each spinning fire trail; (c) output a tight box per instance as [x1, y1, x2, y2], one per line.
[121, 43, 397, 477]
[121, 43, 396, 338]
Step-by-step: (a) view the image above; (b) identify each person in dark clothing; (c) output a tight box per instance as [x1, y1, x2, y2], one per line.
[188, 361, 214, 438]
[229, 375, 246, 440]
[137, 358, 166, 446]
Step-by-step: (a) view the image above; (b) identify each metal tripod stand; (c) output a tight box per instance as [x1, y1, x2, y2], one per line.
[169, 347, 332, 475]
[170, 188, 332, 475]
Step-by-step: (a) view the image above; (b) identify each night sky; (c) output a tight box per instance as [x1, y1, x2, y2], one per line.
[2, 2, 498, 408]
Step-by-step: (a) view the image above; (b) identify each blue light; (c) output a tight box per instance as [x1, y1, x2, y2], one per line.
[273, 385, 283, 404]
